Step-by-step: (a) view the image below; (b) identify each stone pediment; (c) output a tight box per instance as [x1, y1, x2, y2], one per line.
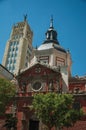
[16, 62, 61, 93]
[18, 62, 60, 77]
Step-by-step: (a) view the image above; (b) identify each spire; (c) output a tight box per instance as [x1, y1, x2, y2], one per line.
[35, 44, 38, 49]
[50, 15, 53, 28]
[24, 14, 27, 21]
[42, 17, 59, 45]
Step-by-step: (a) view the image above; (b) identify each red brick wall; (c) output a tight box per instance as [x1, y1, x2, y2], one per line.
[63, 121, 86, 130]
[0, 117, 6, 130]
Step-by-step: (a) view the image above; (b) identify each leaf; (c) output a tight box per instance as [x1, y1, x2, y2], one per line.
[32, 93, 83, 129]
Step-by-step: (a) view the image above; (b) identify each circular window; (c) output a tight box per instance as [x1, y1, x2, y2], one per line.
[32, 81, 42, 91]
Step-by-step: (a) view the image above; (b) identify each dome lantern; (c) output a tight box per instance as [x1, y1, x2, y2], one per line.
[43, 17, 59, 45]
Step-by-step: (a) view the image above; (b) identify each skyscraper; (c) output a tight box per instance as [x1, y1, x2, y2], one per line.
[2, 16, 33, 75]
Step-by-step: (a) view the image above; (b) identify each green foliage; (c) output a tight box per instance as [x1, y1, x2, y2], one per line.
[3, 114, 17, 130]
[32, 93, 83, 129]
[0, 78, 16, 115]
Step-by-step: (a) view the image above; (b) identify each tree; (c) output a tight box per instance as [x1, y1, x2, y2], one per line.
[32, 93, 83, 130]
[3, 114, 17, 130]
[0, 78, 16, 116]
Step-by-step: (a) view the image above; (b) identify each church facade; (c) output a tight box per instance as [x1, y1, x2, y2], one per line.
[1, 17, 86, 130]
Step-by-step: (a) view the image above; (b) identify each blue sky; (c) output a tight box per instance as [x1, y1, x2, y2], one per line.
[0, 0, 86, 76]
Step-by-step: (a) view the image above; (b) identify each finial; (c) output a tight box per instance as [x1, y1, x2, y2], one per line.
[36, 45, 38, 49]
[24, 14, 27, 21]
[50, 15, 53, 28]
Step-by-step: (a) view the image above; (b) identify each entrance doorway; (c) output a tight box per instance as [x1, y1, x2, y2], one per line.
[29, 119, 39, 130]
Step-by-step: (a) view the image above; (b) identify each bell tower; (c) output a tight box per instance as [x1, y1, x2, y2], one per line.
[2, 16, 33, 75]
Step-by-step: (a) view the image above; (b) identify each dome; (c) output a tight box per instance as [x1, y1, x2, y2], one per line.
[38, 43, 53, 50]
[38, 17, 66, 53]
[38, 42, 66, 53]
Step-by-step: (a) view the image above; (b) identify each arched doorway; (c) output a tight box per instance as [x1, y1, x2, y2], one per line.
[29, 119, 39, 130]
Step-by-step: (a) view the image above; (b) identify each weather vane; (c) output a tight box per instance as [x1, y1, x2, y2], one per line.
[50, 15, 53, 28]
[24, 14, 27, 21]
